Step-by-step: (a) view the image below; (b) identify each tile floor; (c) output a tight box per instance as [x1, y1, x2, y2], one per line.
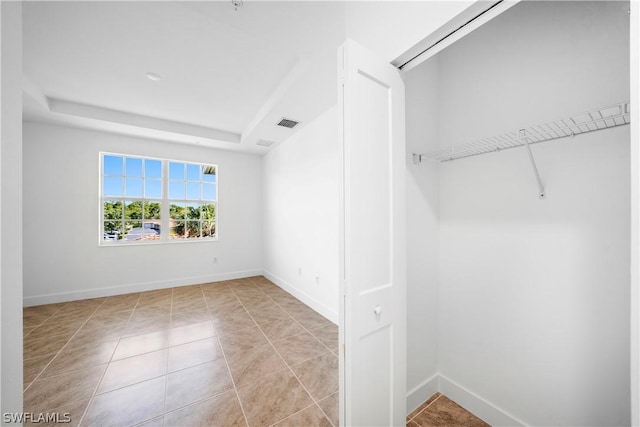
[23, 276, 339, 427]
[407, 393, 490, 427]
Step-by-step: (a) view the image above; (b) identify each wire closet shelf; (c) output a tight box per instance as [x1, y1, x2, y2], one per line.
[417, 101, 631, 163]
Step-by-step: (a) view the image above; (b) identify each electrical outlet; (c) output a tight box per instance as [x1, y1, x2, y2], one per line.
[315, 276, 320, 285]
[212, 257, 218, 264]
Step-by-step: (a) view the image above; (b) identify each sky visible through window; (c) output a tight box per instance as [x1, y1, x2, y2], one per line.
[103, 155, 216, 199]
[101, 154, 217, 243]
[103, 155, 163, 198]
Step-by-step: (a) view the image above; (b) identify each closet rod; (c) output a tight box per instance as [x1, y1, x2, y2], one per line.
[397, 0, 505, 70]
[413, 101, 630, 163]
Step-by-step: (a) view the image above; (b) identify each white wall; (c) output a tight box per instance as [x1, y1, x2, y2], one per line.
[433, 2, 630, 426]
[262, 106, 339, 323]
[405, 57, 441, 410]
[23, 123, 262, 305]
[1, 0, 24, 417]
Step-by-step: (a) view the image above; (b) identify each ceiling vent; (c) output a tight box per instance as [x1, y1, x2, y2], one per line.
[256, 139, 276, 147]
[276, 118, 299, 129]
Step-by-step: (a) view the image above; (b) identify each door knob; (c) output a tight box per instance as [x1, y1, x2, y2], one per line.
[373, 305, 382, 316]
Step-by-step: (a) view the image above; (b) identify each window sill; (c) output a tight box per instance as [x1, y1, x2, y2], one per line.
[99, 237, 218, 247]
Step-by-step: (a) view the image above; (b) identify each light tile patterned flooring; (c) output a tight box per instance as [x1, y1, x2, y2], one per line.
[23, 276, 338, 427]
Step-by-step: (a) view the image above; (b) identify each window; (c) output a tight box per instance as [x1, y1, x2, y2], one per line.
[100, 153, 217, 244]
[168, 161, 217, 240]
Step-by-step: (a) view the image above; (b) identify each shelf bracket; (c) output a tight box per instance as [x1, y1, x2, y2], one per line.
[519, 129, 546, 199]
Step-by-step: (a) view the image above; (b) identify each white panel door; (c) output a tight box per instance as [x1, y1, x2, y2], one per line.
[338, 39, 406, 427]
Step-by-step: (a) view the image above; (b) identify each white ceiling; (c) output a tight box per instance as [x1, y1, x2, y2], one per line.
[22, 1, 346, 154]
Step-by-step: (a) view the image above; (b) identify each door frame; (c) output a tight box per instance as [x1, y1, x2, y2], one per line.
[629, 1, 639, 424]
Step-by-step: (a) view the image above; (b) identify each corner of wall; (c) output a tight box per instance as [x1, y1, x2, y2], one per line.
[407, 373, 528, 427]
[262, 270, 338, 324]
[406, 374, 439, 414]
[438, 375, 527, 427]
[404, 43, 441, 403]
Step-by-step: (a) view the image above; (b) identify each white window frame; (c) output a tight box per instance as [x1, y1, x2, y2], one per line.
[99, 152, 218, 246]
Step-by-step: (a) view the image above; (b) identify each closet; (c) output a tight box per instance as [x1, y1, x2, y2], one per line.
[404, 1, 631, 426]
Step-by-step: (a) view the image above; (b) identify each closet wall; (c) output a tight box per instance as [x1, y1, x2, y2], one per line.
[407, 1, 630, 425]
[406, 56, 440, 406]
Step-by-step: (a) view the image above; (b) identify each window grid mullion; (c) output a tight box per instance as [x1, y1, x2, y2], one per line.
[161, 160, 169, 243]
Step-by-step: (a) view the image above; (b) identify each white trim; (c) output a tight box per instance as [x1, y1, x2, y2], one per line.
[438, 375, 527, 427]
[49, 98, 240, 144]
[406, 374, 527, 426]
[406, 373, 439, 415]
[630, 0, 639, 424]
[23, 269, 262, 307]
[262, 269, 338, 325]
[337, 41, 347, 427]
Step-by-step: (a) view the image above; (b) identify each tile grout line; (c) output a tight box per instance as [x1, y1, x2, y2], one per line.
[236, 283, 332, 426]
[409, 392, 444, 422]
[24, 298, 109, 422]
[407, 392, 443, 423]
[110, 330, 212, 364]
[253, 282, 335, 352]
[23, 298, 109, 393]
[252, 283, 338, 427]
[265, 401, 319, 427]
[75, 320, 216, 399]
[228, 281, 318, 425]
[159, 387, 236, 422]
[255, 280, 338, 387]
[76, 292, 143, 427]
[316, 391, 339, 427]
[262, 288, 338, 356]
[39, 301, 177, 402]
[201, 282, 252, 427]
[156, 285, 241, 420]
[160, 286, 176, 427]
[22, 303, 67, 340]
[257, 293, 337, 371]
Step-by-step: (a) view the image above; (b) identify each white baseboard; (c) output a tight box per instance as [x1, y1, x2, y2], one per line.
[262, 270, 338, 324]
[438, 375, 526, 426]
[406, 373, 439, 414]
[23, 269, 263, 307]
